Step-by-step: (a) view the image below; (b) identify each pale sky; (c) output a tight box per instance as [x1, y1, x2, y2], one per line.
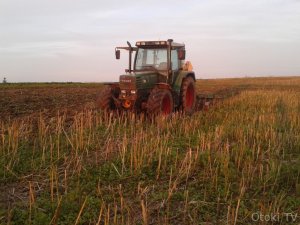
[0, 0, 300, 82]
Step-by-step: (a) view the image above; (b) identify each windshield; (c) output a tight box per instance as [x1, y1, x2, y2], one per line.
[135, 48, 168, 71]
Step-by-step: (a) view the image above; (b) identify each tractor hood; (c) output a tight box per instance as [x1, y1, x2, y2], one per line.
[119, 72, 164, 90]
[119, 75, 136, 90]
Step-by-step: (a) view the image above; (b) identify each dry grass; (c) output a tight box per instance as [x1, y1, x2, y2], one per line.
[0, 76, 299, 224]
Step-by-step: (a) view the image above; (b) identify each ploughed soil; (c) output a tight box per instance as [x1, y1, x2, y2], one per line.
[0, 78, 255, 121]
[0, 83, 103, 121]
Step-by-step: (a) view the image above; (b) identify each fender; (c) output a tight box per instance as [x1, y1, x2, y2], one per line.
[173, 71, 196, 94]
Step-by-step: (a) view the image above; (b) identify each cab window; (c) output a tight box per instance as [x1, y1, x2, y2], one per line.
[171, 50, 179, 70]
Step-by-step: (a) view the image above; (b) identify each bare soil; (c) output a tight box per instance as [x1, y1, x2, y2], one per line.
[0, 84, 103, 121]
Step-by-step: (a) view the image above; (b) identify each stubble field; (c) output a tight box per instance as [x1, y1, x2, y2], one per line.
[0, 77, 299, 224]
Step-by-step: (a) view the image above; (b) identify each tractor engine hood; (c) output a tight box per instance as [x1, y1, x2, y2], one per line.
[119, 75, 136, 90]
[119, 72, 163, 90]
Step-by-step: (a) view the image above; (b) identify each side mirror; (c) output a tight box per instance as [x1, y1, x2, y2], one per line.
[178, 49, 186, 60]
[115, 49, 120, 59]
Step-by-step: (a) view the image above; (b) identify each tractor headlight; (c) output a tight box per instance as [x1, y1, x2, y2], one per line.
[130, 90, 136, 94]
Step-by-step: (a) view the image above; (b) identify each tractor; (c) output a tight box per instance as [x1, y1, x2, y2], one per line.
[96, 39, 196, 115]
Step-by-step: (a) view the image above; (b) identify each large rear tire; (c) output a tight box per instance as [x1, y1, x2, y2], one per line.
[96, 85, 120, 111]
[180, 77, 196, 113]
[147, 88, 173, 116]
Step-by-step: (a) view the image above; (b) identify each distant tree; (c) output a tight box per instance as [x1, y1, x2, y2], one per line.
[3, 77, 7, 84]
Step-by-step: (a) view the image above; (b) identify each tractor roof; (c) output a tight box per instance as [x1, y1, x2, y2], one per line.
[135, 40, 185, 48]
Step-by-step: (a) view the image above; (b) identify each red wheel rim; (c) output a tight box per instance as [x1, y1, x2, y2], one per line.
[162, 94, 172, 115]
[186, 84, 195, 109]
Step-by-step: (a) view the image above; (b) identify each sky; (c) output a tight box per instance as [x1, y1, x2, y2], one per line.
[0, 0, 300, 82]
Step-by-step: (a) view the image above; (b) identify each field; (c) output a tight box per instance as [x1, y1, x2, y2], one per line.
[0, 77, 299, 224]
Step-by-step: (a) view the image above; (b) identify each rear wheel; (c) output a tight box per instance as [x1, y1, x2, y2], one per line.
[147, 88, 173, 116]
[96, 85, 120, 111]
[180, 77, 196, 113]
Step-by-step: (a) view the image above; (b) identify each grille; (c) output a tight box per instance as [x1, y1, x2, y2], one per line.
[135, 77, 143, 89]
[119, 75, 136, 90]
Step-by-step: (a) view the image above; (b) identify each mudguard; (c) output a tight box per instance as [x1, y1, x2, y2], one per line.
[173, 71, 196, 94]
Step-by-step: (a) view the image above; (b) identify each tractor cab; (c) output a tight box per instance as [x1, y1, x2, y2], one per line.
[115, 39, 186, 79]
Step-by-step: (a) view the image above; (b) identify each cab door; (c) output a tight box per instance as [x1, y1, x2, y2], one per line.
[170, 49, 181, 106]
[170, 49, 180, 84]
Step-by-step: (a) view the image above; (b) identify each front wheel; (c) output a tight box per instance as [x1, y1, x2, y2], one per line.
[147, 88, 174, 116]
[180, 77, 196, 113]
[96, 85, 120, 111]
